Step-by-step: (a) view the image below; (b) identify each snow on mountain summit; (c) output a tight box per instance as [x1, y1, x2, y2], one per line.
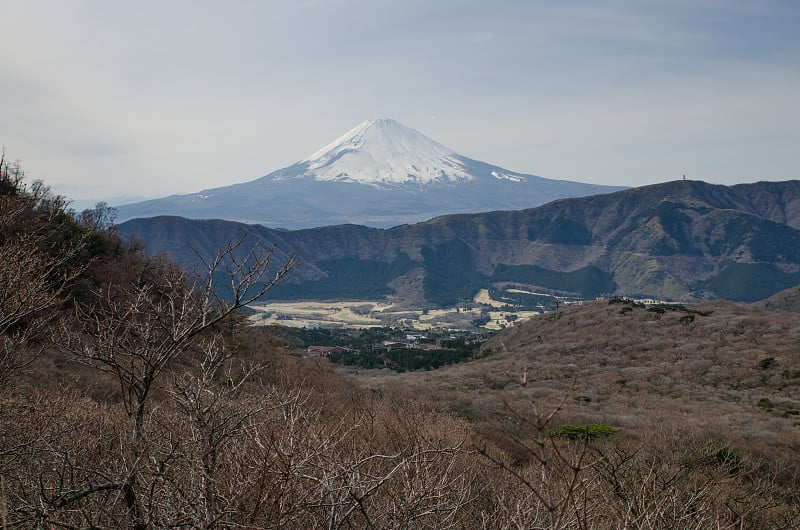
[114, 117, 627, 229]
[299, 118, 473, 187]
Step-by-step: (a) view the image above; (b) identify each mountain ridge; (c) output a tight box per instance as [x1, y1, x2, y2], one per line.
[118, 179, 800, 305]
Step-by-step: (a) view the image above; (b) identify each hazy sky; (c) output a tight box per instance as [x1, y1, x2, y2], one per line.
[2, 0, 799, 208]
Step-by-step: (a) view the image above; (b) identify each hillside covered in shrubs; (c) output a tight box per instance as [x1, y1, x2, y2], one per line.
[2, 158, 799, 528]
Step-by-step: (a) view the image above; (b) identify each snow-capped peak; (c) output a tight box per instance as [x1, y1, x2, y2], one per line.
[299, 118, 472, 187]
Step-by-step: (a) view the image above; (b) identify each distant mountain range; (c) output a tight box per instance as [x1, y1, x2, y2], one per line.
[115, 118, 623, 229]
[118, 179, 800, 305]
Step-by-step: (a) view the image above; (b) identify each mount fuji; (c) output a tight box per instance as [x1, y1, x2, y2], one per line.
[115, 118, 624, 229]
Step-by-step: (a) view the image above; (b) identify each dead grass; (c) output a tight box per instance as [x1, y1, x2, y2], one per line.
[350, 300, 800, 456]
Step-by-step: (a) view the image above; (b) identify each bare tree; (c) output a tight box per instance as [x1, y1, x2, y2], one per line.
[478, 392, 602, 529]
[166, 334, 268, 528]
[58, 236, 294, 529]
[240, 391, 479, 528]
[0, 154, 87, 385]
[78, 201, 118, 232]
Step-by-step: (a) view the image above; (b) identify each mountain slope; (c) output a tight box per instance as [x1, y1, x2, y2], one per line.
[115, 119, 624, 228]
[758, 284, 800, 312]
[298, 117, 471, 187]
[118, 179, 800, 304]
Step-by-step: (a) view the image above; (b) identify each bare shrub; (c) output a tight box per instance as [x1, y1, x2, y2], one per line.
[0, 155, 87, 386]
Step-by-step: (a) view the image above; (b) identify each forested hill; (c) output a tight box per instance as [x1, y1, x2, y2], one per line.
[118, 179, 800, 304]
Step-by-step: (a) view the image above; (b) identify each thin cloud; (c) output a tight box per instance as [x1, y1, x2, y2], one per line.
[1, 0, 797, 203]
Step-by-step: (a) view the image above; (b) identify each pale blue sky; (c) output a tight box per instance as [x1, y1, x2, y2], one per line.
[2, 0, 799, 208]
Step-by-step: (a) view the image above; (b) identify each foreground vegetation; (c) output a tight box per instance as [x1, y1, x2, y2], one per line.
[2, 157, 799, 528]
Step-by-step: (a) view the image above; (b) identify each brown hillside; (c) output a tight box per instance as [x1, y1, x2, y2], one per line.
[6, 158, 798, 527]
[759, 284, 800, 312]
[356, 300, 800, 455]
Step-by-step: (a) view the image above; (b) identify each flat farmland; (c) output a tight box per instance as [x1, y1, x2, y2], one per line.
[249, 289, 542, 330]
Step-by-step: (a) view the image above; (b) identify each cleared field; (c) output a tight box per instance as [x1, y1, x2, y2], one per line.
[506, 287, 553, 297]
[249, 300, 387, 328]
[473, 289, 505, 307]
[249, 294, 541, 330]
[485, 310, 542, 330]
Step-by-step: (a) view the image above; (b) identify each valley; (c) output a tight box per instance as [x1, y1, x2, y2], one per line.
[7, 2, 800, 524]
[4, 161, 800, 528]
